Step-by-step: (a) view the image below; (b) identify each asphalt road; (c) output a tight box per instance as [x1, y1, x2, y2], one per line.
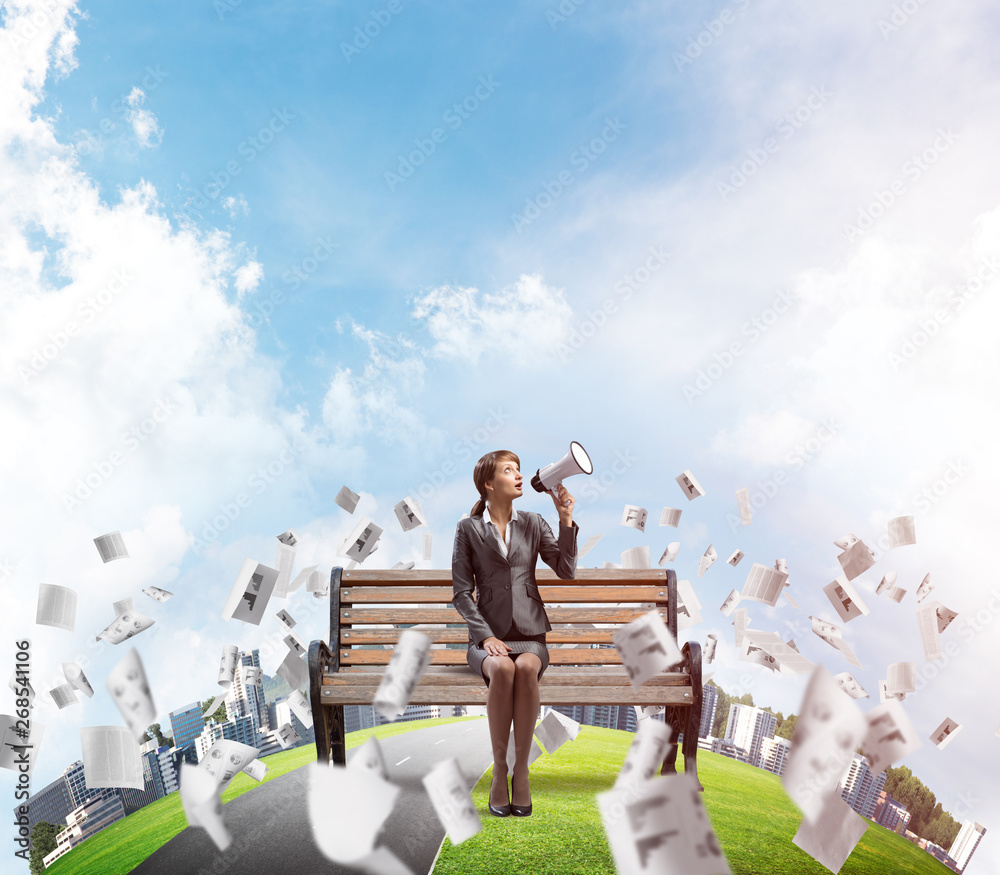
[131, 718, 494, 875]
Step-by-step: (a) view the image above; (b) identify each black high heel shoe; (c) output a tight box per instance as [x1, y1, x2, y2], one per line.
[488, 775, 511, 817]
[509, 802, 532, 817]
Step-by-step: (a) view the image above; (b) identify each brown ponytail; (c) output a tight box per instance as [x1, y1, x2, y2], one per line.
[469, 450, 520, 517]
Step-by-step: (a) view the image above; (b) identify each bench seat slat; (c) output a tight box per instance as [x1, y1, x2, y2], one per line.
[340, 569, 669, 585]
[322, 666, 690, 687]
[339, 648, 662, 666]
[319, 686, 693, 706]
[341, 628, 620, 644]
[340, 607, 667, 624]
[340, 585, 671, 603]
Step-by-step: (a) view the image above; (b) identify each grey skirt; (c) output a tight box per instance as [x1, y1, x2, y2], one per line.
[467, 634, 549, 686]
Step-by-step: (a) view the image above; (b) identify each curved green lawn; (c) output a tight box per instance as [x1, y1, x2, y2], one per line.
[433, 726, 955, 875]
[43, 715, 484, 875]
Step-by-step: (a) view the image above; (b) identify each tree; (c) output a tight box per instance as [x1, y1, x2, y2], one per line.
[29, 821, 60, 875]
[145, 722, 173, 748]
[775, 713, 798, 740]
[202, 697, 227, 723]
[708, 681, 731, 738]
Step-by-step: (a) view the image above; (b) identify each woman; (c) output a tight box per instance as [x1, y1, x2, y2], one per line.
[451, 450, 578, 817]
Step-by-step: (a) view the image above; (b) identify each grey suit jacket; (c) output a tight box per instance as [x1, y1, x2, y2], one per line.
[451, 511, 579, 648]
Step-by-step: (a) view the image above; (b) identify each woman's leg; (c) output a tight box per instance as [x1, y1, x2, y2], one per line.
[482, 655, 515, 806]
[511, 652, 542, 807]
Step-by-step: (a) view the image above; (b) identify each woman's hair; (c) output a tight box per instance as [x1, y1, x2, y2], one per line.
[470, 450, 521, 517]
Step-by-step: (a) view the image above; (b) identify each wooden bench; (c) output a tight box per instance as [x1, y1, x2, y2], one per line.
[307, 566, 703, 784]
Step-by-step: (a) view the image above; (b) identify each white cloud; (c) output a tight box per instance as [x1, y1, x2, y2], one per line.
[222, 194, 250, 218]
[234, 258, 263, 295]
[124, 87, 162, 148]
[410, 273, 574, 366]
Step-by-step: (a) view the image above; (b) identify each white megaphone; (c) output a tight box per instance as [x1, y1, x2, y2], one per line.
[531, 441, 593, 501]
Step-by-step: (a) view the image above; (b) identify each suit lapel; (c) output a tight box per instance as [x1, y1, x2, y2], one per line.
[506, 511, 524, 566]
[473, 515, 508, 563]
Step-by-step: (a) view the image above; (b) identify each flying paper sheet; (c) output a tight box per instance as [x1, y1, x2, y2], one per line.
[833, 534, 859, 550]
[113, 596, 134, 617]
[634, 704, 665, 722]
[142, 586, 173, 603]
[658, 542, 680, 566]
[97, 609, 155, 644]
[394, 496, 427, 531]
[49, 683, 78, 709]
[731, 607, 748, 647]
[741, 630, 815, 674]
[94, 531, 129, 563]
[288, 688, 314, 730]
[62, 662, 94, 698]
[273, 530, 298, 599]
[915, 600, 958, 662]
[199, 738, 260, 793]
[598, 772, 731, 875]
[81, 726, 144, 790]
[832, 672, 869, 700]
[506, 733, 543, 772]
[308, 761, 400, 864]
[334, 485, 361, 513]
[675, 469, 706, 500]
[276, 647, 309, 691]
[621, 505, 648, 532]
[822, 576, 870, 623]
[726, 549, 744, 567]
[740, 563, 788, 607]
[887, 515, 916, 548]
[719, 589, 741, 616]
[735, 487, 752, 525]
[862, 700, 922, 774]
[179, 762, 231, 852]
[423, 757, 482, 845]
[792, 790, 868, 874]
[275, 607, 296, 630]
[106, 648, 156, 741]
[579, 533, 604, 559]
[622, 546, 651, 569]
[809, 616, 862, 668]
[422, 531, 433, 561]
[885, 662, 916, 696]
[615, 718, 673, 793]
[915, 573, 935, 603]
[613, 609, 683, 687]
[783, 666, 867, 823]
[218, 644, 239, 687]
[373, 630, 432, 721]
[348, 736, 389, 779]
[775, 558, 788, 575]
[659, 507, 682, 527]
[222, 559, 279, 625]
[534, 709, 577, 753]
[676, 578, 703, 631]
[930, 717, 962, 750]
[704, 633, 718, 663]
[697, 545, 717, 578]
[275, 721, 302, 749]
[36, 584, 77, 631]
[243, 758, 268, 782]
[287, 564, 319, 596]
[836, 539, 875, 581]
[342, 517, 383, 563]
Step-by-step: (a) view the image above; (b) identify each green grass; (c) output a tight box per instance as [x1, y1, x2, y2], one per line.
[44, 715, 483, 875]
[432, 726, 955, 875]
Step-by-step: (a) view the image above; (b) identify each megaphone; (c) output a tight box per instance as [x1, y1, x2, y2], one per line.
[531, 441, 593, 500]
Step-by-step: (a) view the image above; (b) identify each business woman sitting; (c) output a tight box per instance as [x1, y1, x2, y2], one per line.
[451, 450, 578, 817]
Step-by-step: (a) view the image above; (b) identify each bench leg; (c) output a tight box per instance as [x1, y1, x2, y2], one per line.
[682, 640, 703, 790]
[331, 705, 346, 766]
[308, 639, 340, 765]
[660, 710, 682, 776]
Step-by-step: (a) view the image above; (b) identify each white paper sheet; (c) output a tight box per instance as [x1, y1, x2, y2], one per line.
[36, 584, 77, 631]
[792, 790, 868, 873]
[613, 609, 684, 687]
[659, 507, 682, 527]
[222, 558, 279, 625]
[373, 630, 432, 721]
[697, 544, 717, 578]
[735, 487, 752, 525]
[106, 648, 156, 741]
[822, 576, 870, 623]
[887, 515, 916, 548]
[423, 757, 482, 844]
[862, 700, 922, 774]
[621, 505, 648, 532]
[335, 485, 361, 513]
[94, 531, 129, 563]
[675, 469, 706, 500]
[740, 563, 788, 607]
[929, 717, 962, 749]
[80, 726, 144, 789]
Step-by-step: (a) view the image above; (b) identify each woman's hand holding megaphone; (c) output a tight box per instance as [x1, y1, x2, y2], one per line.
[549, 483, 574, 526]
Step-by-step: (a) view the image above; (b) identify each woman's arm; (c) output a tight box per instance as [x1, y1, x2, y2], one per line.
[451, 521, 497, 648]
[537, 485, 578, 580]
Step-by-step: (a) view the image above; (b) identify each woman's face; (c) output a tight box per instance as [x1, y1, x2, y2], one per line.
[487, 458, 522, 503]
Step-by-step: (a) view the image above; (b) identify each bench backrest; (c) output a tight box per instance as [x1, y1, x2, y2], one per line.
[327, 567, 679, 671]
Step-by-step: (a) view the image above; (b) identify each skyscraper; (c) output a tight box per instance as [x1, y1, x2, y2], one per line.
[839, 753, 886, 819]
[700, 684, 719, 737]
[724, 704, 776, 767]
[169, 701, 206, 751]
[950, 820, 986, 872]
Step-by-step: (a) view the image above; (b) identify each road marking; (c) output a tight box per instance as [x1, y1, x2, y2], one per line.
[434, 738, 445, 744]
[395, 757, 410, 765]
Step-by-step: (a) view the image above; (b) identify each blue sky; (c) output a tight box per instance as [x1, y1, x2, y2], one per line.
[3, 0, 1000, 871]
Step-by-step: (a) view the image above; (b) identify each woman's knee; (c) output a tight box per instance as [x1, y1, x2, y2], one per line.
[513, 654, 542, 680]
[485, 655, 515, 683]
